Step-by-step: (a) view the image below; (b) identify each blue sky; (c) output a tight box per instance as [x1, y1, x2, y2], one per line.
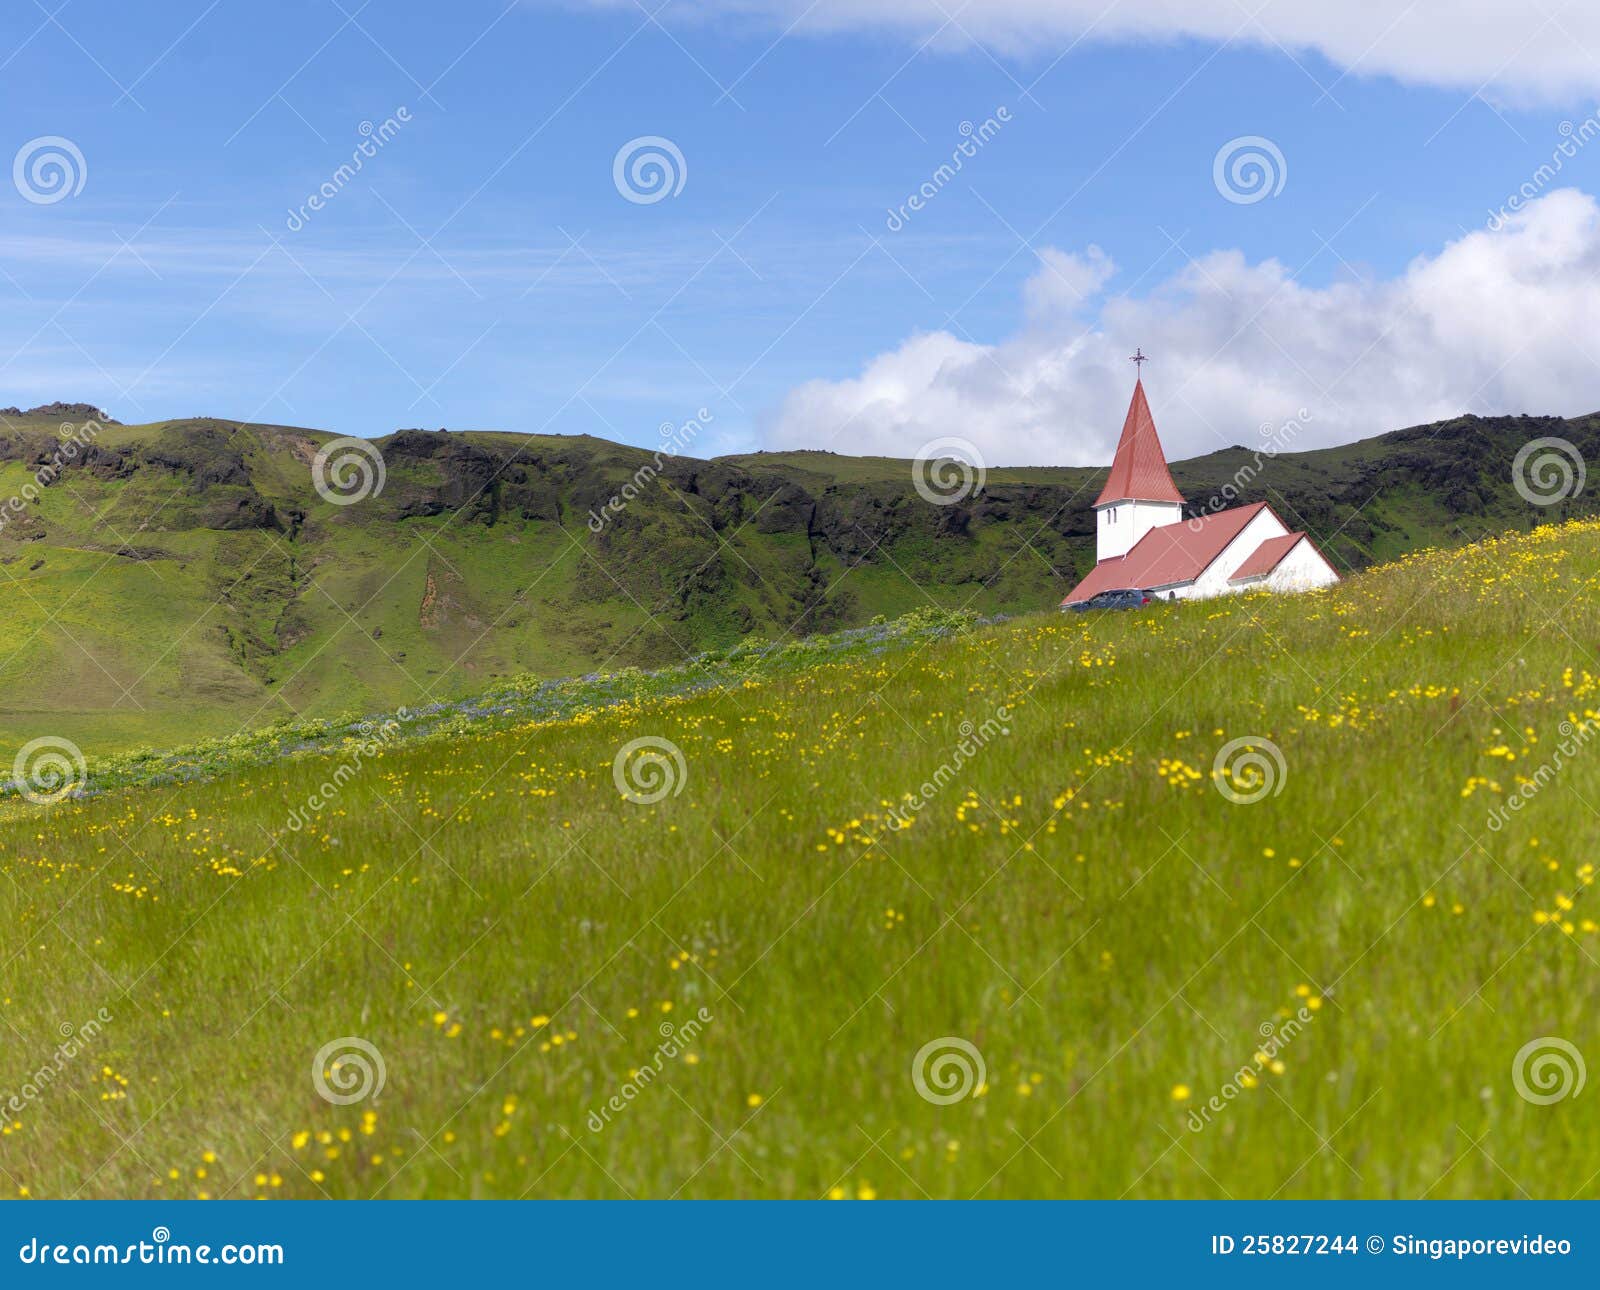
[5, 0, 1600, 465]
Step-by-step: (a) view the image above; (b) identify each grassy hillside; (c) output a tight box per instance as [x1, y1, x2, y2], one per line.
[4, 404, 1598, 756]
[1, 520, 1597, 1199]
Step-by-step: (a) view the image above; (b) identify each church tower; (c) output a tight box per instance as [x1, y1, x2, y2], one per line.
[1094, 362, 1184, 562]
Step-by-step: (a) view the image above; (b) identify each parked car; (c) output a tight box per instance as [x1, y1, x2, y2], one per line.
[1069, 588, 1153, 612]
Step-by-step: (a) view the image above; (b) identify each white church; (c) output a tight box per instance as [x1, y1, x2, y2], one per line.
[1062, 363, 1340, 607]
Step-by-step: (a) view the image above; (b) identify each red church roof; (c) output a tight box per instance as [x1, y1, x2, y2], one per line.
[1061, 502, 1278, 605]
[1093, 378, 1185, 507]
[1228, 532, 1308, 582]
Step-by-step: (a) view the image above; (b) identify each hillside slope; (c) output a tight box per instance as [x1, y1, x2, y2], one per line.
[2, 403, 1597, 753]
[1, 520, 1598, 1198]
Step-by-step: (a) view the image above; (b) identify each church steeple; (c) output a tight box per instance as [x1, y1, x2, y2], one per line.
[1093, 362, 1185, 563]
[1094, 374, 1184, 507]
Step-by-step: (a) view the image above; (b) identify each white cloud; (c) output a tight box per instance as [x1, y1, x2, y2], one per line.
[765, 188, 1600, 467]
[565, 0, 1600, 103]
[1023, 246, 1115, 322]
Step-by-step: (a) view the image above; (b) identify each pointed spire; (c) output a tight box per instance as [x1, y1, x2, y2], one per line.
[1093, 376, 1184, 507]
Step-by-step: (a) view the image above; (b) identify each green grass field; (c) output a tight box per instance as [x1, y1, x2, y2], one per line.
[1, 520, 1597, 1199]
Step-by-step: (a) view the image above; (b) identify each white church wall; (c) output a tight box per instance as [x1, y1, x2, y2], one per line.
[1178, 509, 1291, 600]
[1263, 539, 1340, 592]
[1159, 575, 1217, 603]
[1096, 500, 1183, 561]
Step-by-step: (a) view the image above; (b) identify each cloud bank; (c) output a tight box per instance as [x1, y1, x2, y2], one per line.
[569, 0, 1600, 103]
[765, 189, 1600, 467]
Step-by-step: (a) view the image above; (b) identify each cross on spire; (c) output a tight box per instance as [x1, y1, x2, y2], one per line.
[1128, 347, 1148, 372]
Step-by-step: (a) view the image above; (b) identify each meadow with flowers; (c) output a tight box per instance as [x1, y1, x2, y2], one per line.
[1, 519, 1598, 1199]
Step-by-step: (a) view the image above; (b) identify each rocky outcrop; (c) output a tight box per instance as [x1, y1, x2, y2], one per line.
[0, 401, 116, 422]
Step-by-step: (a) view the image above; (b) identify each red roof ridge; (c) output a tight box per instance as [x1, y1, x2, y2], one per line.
[1093, 378, 1185, 507]
[1228, 531, 1309, 582]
